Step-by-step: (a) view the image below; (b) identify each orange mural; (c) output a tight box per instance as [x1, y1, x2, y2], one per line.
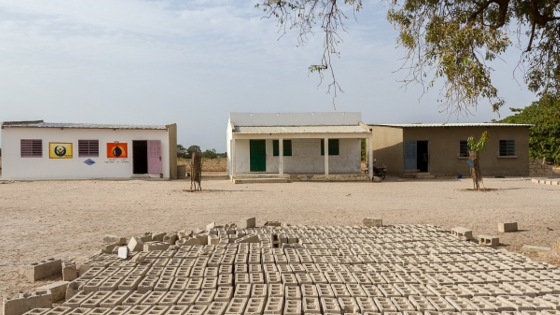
[107, 143, 128, 158]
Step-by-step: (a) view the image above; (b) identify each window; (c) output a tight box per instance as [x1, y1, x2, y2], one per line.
[78, 140, 99, 157]
[459, 140, 469, 158]
[21, 139, 42, 158]
[272, 140, 292, 156]
[499, 140, 515, 156]
[320, 139, 339, 156]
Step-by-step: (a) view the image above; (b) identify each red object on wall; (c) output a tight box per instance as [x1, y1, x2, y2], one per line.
[107, 143, 128, 158]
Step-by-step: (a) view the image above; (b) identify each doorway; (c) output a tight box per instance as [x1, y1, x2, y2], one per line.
[250, 140, 266, 172]
[403, 140, 429, 172]
[416, 141, 429, 172]
[133, 140, 163, 175]
[133, 141, 148, 174]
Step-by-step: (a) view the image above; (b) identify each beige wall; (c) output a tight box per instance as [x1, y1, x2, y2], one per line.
[371, 126, 403, 176]
[402, 126, 530, 177]
[167, 123, 178, 179]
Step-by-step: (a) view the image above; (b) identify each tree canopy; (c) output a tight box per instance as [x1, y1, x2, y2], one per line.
[257, 0, 560, 113]
[499, 95, 560, 163]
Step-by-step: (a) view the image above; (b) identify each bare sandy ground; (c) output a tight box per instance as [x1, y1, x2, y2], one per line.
[1, 176, 560, 308]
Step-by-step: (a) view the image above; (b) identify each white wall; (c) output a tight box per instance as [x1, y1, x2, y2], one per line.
[2, 127, 171, 179]
[230, 112, 361, 126]
[233, 138, 361, 174]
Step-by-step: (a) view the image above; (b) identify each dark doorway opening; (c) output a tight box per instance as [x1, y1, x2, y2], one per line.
[416, 140, 429, 172]
[133, 140, 148, 174]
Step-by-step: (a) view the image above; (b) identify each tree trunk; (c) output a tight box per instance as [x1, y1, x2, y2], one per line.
[469, 150, 482, 190]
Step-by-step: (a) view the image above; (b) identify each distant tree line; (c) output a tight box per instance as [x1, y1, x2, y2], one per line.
[177, 144, 226, 160]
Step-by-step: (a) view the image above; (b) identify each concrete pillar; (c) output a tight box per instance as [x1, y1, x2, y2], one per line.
[279, 138, 284, 175]
[231, 139, 236, 180]
[367, 137, 373, 179]
[324, 138, 329, 175]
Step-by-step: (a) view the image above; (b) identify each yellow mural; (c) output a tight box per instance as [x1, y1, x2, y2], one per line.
[49, 143, 73, 159]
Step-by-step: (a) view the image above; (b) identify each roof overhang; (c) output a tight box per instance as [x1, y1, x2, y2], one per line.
[232, 125, 371, 138]
[1, 121, 168, 130]
[369, 123, 533, 128]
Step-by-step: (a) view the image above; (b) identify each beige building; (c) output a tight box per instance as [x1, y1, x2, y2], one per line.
[370, 123, 532, 177]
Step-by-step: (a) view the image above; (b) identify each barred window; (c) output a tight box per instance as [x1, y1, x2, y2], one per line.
[499, 140, 515, 156]
[320, 139, 339, 156]
[21, 139, 42, 157]
[273, 140, 292, 156]
[459, 140, 469, 158]
[78, 140, 99, 157]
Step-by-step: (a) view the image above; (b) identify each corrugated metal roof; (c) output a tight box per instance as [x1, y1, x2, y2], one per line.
[234, 125, 370, 134]
[2, 121, 168, 130]
[371, 123, 532, 128]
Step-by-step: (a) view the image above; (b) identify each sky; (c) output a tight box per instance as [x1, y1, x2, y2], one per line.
[0, 0, 536, 152]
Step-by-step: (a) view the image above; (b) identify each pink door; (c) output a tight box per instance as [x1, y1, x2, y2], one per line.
[147, 140, 162, 174]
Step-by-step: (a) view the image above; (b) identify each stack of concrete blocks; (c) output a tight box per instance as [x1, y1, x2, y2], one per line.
[529, 159, 554, 177]
[532, 178, 560, 185]
[8, 221, 560, 315]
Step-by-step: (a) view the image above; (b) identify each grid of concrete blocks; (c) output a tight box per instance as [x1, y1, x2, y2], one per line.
[15, 221, 560, 315]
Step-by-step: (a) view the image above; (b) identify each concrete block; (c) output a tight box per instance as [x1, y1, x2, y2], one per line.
[264, 221, 282, 227]
[118, 247, 129, 259]
[38, 281, 69, 303]
[478, 235, 499, 247]
[101, 244, 117, 254]
[3, 291, 52, 315]
[164, 306, 189, 315]
[203, 302, 227, 315]
[143, 242, 170, 251]
[99, 290, 132, 308]
[21, 309, 49, 315]
[185, 305, 207, 315]
[42, 306, 72, 315]
[158, 292, 182, 306]
[26, 258, 62, 282]
[103, 235, 127, 246]
[363, 218, 383, 227]
[498, 222, 518, 233]
[264, 297, 284, 315]
[234, 235, 259, 244]
[104, 305, 130, 315]
[62, 263, 78, 282]
[244, 297, 265, 315]
[244, 218, 256, 229]
[224, 297, 248, 314]
[356, 297, 378, 313]
[127, 237, 144, 252]
[195, 290, 216, 305]
[283, 299, 301, 315]
[320, 298, 341, 314]
[151, 232, 166, 242]
[144, 306, 170, 315]
[302, 298, 321, 314]
[451, 227, 474, 241]
[163, 233, 178, 245]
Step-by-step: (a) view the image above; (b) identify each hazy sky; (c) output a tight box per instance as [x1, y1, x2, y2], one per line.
[0, 0, 536, 152]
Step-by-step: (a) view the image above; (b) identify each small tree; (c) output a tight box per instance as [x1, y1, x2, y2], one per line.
[187, 145, 201, 158]
[177, 144, 189, 159]
[467, 131, 489, 190]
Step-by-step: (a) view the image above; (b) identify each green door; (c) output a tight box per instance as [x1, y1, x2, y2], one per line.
[250, 140, 266, 172]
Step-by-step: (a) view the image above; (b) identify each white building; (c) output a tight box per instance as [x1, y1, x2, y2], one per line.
[1, 120, 177, 180]
[226, 112, 372, 180]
